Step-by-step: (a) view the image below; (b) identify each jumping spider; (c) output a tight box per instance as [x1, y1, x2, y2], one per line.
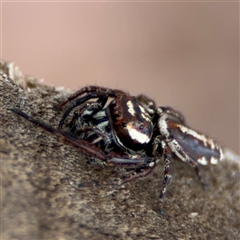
[10, 85, 224, 198]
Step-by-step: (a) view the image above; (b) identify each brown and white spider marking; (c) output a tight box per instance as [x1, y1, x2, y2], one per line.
[10, 85, 227, 198]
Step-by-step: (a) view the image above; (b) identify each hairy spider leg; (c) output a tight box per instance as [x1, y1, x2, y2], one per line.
[152, 135, 173, 198]
[58, 85, 125, 110]
[158, 138, 205, 198]
[9, 108, 108, 161]
[9, 108, 150, 167]
[69, 96, 108, 132]
[159, 140, 172, 198]
[65, 95, 118, 153]
[157, 106, 186, 124]
[79, 159, 156, 189]
[73, 124, 114, 152]
[110, 160, 157, 186]
[156, 107, 225, 196]
[69, 102, 94, 132]
[108, 156, 148, 166]
[58, 87, 128, 129]
[58, 92, 108, 129]
[75, 95, 109, 119]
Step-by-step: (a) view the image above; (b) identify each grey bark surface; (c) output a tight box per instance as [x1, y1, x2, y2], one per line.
[1, 61, 239, 240]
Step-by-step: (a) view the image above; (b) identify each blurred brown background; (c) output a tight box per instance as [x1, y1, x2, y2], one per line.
[2, 2, 239, 154]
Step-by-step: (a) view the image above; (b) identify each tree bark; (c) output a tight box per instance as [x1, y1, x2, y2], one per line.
[1, 60, 239, 239]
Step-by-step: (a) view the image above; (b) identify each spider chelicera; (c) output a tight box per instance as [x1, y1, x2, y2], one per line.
[10, 85, 224, 198]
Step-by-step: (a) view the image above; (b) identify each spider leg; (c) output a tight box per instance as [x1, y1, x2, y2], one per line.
[58, 92, 108, 129]
[156, 106, 185, 124]
[69, 102, 92, 132]
[78, 125, 154, 167]
[60, 133, 108, 161]
[110, 160, 157, 186]
[79, 157, 156, 189]
[167, 138, 206, 188]
[58, 86, 130, 129]
[9, 108, 108, 161]
[136, 94, 156, 115]
[152, 134, 206, 198]
[82, 95, 108, 117]
[107, 154, 153, 167]
[152, 135, 172, 198]
[9, 108, 151, 166]
[69, 97, 108, 132]
[10, 108, 60, 135]
[74, 125, 114, 152]
[58, 85, 125, 109]
[159, 141, 172, 198]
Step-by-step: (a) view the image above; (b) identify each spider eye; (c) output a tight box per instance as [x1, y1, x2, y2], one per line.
[122, 122, 127, 128]
[139, 123, 144, 130]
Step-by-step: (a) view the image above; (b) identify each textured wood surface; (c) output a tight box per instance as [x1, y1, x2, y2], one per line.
[1, 61, 239, 239]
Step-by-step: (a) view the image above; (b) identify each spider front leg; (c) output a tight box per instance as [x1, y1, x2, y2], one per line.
[153, 135, 205, 199]
[58, 86, 129, 129]
[156, 106, 186, 124]
[160, 141, 172, 198]
[106, 155, 157, 186]
[58, 93, 109, 129]
[58, 85, 125, 110]
[9, 108, 151, 167]
[9, 108, 108, 161]
[69, 96, 108, 132]
[152, 136, 172, 198]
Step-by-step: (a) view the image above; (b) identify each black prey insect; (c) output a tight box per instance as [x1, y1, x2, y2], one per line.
[10, 85, 226, 198]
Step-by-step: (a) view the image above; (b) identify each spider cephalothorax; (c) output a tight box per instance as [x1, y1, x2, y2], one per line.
[10, 85, 225, 198]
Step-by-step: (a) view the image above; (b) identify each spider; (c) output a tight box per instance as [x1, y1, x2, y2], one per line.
[10, 85, 224, 198]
